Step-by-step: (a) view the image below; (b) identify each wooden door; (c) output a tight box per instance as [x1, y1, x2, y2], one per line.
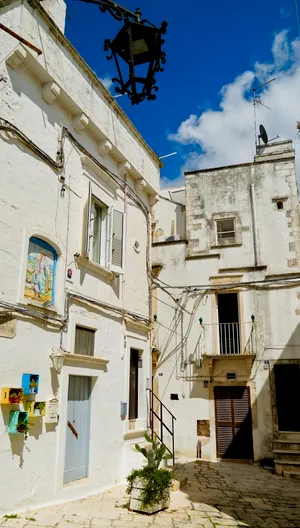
[215, 386, 253, 459]
[64, 375, 92, 484]
[129, 349, 139, 420]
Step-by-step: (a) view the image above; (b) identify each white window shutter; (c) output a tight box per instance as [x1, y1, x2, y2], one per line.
[110, 209, 124, 273]
[83, 181, 92, 258]
[105, 206, 112, 269]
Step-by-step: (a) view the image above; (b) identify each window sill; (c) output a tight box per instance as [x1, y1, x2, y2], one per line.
[77, 255, 118, 279]
[62, 353, 110, 366]
[24, 299, 58, 313]
[211, 243, 242, 249]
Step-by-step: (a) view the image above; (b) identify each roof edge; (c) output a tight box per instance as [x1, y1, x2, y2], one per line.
[184, 155, 295, 175]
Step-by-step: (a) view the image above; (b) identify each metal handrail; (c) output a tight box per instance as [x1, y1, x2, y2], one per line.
[150, 389, 177, 420]
[146, 388, 176, 465]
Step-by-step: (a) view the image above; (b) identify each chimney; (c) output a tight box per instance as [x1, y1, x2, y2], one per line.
[254, 140, 295, 162]
[41, 0, 67, 33]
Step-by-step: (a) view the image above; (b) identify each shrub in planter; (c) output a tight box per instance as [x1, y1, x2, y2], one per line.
[9, 389, 24, 404]
[16, 419, 33, 439]
[126, 434, 173, 514]
[34, 402, 46, 417]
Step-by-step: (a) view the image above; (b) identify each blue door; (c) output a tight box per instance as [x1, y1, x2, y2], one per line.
[64, 375, 92, 484]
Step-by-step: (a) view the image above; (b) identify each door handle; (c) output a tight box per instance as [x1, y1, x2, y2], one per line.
[68, 420, 78, 438]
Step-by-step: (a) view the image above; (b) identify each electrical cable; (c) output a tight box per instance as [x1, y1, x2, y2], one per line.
[153, 273, 300, 292]
[0, 299, 64, 325]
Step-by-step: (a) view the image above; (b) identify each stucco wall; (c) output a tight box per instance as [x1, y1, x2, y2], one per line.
[0, 0, 158, 515]
[152, 141, 300, 461]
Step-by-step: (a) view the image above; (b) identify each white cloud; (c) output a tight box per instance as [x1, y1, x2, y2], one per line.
[168, 31, 300, 185]
[100, 75, 113, 93]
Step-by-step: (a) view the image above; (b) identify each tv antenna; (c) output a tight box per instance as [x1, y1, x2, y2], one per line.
[253, 77, 276, 147]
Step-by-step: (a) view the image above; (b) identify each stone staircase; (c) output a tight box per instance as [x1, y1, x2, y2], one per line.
[274, 433, 300, 479]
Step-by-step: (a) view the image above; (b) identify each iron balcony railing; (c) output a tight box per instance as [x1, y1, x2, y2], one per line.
[196, 319, 256, 358]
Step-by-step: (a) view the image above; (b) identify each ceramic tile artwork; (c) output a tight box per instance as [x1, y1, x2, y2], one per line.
[24, 239, 55, 305]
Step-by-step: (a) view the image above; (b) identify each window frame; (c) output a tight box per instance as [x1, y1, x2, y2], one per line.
[74, 325, 96, 357]
[90, 196, 108, 267]
[216, 217, 236, 246]
[83, 180, 125, 273]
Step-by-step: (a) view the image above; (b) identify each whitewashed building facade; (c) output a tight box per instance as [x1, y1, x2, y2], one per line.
[152, 140, 300, 477]
[0, 0, 161, 515]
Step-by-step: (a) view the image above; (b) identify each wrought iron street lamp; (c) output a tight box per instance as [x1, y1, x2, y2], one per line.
[76, 0, 167, 105]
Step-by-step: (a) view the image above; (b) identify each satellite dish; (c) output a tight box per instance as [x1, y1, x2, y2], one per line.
[259, 124, 268, 145]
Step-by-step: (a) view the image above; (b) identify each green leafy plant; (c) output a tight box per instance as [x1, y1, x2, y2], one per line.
[34, 402, 46, 416]
[9, 390, 23, 403]
[4, 514, 18, 519]
[126, 433, 172, 509]
[17, 419, 34, 439]
[29, 379, 38, 393]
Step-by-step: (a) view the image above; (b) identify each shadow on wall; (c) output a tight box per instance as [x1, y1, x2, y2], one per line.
[78, 263, 121, 300]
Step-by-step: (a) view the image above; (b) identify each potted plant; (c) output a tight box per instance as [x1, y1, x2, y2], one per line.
[29, 379, 38, 394]
[9, 390, 23, 404]
[126, 433, 173, 515]
[16, 419, 33, 439]
[34, 402, 45, 417]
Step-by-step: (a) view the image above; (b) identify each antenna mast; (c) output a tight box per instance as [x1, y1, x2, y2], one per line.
[252, 77, 276, 147]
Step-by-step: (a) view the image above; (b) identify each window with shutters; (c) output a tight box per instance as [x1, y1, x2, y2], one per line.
[111, 209, 124, 271]
[74, 326, 95, 357]
[83, 181, 125, 273]
[91, 197, 107, 266]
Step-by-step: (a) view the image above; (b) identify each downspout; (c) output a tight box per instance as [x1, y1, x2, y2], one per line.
[250, 169, 259, 267]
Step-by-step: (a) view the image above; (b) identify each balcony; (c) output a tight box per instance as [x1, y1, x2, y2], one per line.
[196, 319, 256, 372]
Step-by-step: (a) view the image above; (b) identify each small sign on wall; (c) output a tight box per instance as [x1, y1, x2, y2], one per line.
[197, 420, 210, 437]
[45, 398, 59, 423]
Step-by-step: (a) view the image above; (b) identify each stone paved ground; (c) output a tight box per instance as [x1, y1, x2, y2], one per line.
[2, 459, 300, 528]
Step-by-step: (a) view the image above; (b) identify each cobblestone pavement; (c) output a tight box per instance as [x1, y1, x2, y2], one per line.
[2, 460, 300, 528]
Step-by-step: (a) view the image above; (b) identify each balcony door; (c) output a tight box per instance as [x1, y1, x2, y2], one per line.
[217, 293, 240, 355]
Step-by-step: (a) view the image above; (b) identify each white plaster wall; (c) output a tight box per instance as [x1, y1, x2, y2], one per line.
[0, 0, 161, 193]
[0, 0, 159, 513]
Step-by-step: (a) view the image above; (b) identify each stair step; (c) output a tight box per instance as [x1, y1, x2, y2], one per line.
[283, 471, 300, 480]
[274, 440, 300, 451]
[274, 450, 300, 462]
[278, 432, 300, 441]
[274, 449, 300, 455]
[274, 459, 300, 465]
[275, 460, 300, 475]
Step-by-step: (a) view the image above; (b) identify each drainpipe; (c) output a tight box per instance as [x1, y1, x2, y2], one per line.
[250, 173, 259, 267]
[180, 310, 185, 371]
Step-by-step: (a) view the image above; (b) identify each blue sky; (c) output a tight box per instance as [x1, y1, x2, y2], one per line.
[65, 0, 300, 184]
